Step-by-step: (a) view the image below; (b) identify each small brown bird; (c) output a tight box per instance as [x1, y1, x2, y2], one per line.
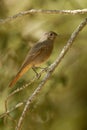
[9, 31, 58, 87]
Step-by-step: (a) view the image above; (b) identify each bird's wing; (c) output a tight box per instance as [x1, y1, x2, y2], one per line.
[29, 41, 46, 56]
[20, 42, 47, 69]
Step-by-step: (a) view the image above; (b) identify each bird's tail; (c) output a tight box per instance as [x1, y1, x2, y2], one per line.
[9, 64, 32, 87]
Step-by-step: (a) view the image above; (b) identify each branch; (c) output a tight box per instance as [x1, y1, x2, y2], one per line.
[15, 18, 87, 130]
[0, 101, 25, 119]
[4, 68, 46, 112]
[0, 68, 47, 119]
[0, 9, 87, 24]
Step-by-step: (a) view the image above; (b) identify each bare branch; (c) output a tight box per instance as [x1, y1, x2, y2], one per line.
[5, 68, 46, 112]
[15, 18, 87, 130]
[0, 9, 87, 24]
[0, 101, 25, 119]
[0, 68, 47, 119]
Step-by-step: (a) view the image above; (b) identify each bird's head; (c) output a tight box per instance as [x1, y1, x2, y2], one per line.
[45, 31, 58, 40]
[39, 31, 58, 42]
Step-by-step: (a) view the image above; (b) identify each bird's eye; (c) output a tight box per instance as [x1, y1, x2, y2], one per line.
[49, 33, 53, 36]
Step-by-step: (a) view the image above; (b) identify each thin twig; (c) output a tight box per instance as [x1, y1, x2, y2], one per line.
[0, 101, 26, 119]
[0, 69, 46, 119]
[0, 9, 87, 24]
[15, 18, 87, 130]
[5, 68, 46, 113]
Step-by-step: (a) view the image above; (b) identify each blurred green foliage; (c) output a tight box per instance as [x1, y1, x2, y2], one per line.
[0, 0, 87, 130]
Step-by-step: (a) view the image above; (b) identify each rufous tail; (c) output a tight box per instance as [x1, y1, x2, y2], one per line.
[9, 64, 32, 87]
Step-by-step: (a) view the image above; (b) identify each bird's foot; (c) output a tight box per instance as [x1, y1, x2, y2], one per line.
[32, 67, 41, 79]
[40, 67, 48, 73]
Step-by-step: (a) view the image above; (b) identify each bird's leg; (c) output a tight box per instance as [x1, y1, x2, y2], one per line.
[32, 66, 41, 79]
[36, 66, 48, 72]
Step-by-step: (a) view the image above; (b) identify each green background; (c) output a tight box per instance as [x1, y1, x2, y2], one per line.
[0, 0, 87, 130]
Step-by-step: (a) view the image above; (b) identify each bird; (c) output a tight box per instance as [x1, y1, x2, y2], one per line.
[9, 31, 58, 87]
